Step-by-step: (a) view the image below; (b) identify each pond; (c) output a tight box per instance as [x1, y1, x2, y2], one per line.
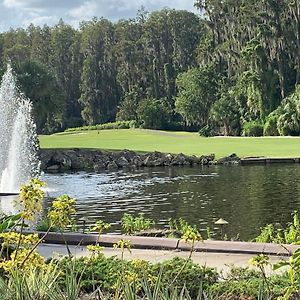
[42, 164, 300, 241]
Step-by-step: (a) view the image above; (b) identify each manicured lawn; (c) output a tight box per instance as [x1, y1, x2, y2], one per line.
[39, 129, 300, 158]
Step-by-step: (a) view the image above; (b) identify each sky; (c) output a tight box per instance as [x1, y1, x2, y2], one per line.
[0, 0, 198, 32]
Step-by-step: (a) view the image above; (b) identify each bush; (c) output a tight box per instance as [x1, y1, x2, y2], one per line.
[254, 211, 300, 244]
[242, 121, 263, 137]
[263, 113, 279, 136]
[272, 85, 300, 136]
[57, 256, 217, 295]
[198, 125, 215, 137]
[65, 120, 137, 132]
[137, 98, 170, 129]
[121, 213, 154, 235]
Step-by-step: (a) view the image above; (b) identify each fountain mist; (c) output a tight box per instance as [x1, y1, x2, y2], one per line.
[0, 64, 40, 193]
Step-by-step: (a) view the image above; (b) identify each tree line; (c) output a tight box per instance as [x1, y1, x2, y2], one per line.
[0, 1, 299, 136]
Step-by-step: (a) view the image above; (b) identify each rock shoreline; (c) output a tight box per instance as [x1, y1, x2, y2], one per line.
[40, 149, 241, 173]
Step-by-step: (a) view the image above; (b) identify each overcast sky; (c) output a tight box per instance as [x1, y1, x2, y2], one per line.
[0, 0, 198, 32]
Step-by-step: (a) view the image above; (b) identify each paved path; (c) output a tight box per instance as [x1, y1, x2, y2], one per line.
[38, 243, 288, 274]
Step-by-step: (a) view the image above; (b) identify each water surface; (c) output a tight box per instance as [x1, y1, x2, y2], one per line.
[42, 165, 300, 240]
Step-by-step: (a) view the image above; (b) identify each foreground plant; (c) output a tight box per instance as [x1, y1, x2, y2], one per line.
[121, 213, 154, 235]
[0, 264, 59, 300]
[48, 194, 76, 230]
[0, 180, 78, 275]
[87, 220, 111, 256]
[0, 179, 46, 269]
[255, 211, 300, 244]
[168, 221, 202, 289]
[0, 214, 22, 233]
[273, 248, 300, 299]
[249, 254, 271, 298]
[18, 179, 45, 221]
[48, 194, 76, 256]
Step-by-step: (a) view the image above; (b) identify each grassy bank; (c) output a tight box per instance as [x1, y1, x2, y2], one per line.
[39, 129, 300, 158]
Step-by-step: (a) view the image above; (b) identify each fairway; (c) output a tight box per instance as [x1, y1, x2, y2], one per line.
[39, 129, 300, 158]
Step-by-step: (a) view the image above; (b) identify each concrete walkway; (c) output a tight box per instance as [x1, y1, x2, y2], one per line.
[38, 243, 288, 274]
[33, 233, 296, 274]
[35, 232, 299, 255]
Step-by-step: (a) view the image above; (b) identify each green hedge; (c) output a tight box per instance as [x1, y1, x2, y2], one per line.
[65, 120, 137, 132]
[242, 121, 264, 137]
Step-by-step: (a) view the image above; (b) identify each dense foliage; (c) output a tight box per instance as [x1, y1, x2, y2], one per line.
[0, 1, 299, 135]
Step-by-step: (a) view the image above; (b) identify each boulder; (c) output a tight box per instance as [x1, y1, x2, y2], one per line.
[39, 149, 55, 170]
[119, 150, 136, 162]
[39, 149, 220, 172]
[153, 157, 167, 166]
[171, 153, 190, 166]
[107, 161, 118, 170]
[93, 162, 106, 172]
[46, 164, 60, 172]
[189, 155, 201, 165]
[132, 156, 143, 167]
[217, 153, 240, 165]
[51, 152, 72, 171]
[142, 152, 164, 167]
[143, 155, 155, 167]
[115, 156, 129, 168]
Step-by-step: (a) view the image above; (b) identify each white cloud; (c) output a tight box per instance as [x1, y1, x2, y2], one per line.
[69, 0, 98, 20]
[23, 15, 59, 27]
[3, 0, 23, 8]
[0, 0, 198, 32]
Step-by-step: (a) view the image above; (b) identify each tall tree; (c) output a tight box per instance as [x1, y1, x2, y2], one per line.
[50, 21, 82, 127]
[175, 65, 218, 126]
[79, 18, 120, 125]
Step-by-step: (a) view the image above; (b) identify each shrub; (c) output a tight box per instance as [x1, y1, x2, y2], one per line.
[121, 213, 154, 235]
[263, 113, 279, 136]
[198, 125, 215, 137]
[269, 85, 300, 136]
[65, 120, 137, 132]
[57, 256, 217, 295]
[153, 257, 217, 298]
[137, 98, 170, 129]
[254, 211, 300, 244]
[242, 121, 263, 137]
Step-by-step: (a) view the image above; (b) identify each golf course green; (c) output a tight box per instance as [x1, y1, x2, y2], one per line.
[39, 129, 300, 158]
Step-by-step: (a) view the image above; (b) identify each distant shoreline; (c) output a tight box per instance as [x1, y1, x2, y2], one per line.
[38, 148, 300, 173]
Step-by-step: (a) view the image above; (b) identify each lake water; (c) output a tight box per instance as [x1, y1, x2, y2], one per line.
[42, 164, 300, 240]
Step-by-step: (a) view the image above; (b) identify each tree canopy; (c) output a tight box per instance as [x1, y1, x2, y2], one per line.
[0, 3, 299, 136]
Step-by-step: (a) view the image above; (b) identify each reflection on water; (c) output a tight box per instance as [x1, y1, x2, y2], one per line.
[39, 164, 300, 240]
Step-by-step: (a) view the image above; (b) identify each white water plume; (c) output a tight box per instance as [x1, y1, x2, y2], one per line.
[0, 64, 40, 194]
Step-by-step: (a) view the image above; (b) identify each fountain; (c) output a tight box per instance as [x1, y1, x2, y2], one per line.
[0, 64, 40, 198]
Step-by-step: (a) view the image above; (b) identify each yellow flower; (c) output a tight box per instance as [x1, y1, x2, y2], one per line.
[0, 232, 39, 248]
[87, 245, 104, 253]
[48, 195, 76, 229]
[0, 249, 45, 272]
[132, 259, 149, 270]
[18, 179, 45, 221]
[249, 254, 269, 268]
[181, 226, 202, 244]
[90, 220, 111, 234]
[113, 239, 132, 253]
[124, 270, 138, 283]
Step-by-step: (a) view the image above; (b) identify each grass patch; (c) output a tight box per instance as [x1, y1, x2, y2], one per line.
[39, 129, 300, 158]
